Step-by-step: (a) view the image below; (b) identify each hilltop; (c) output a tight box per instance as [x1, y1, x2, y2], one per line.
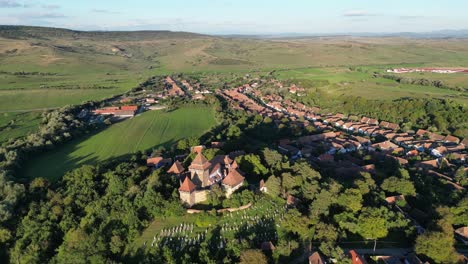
[0, 25, 208, 41]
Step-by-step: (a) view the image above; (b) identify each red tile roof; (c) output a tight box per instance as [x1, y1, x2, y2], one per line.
[455, 227, 468, 239]
[349, 250, 368, 264]
[167, 160, 185, 174]
[309, 252, 326, 264]
[189, 152, 210, 170]
[222, 169, 245, 187]
[120, 105, 138, 111]
[444, 135, 460, 144]
[147, 157, 163, 166]
[179, 176, 196, 193]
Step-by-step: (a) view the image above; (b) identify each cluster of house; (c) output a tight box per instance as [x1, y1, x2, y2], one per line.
[147, 147, 246, 206]
[158, 77, 209, 100]
[164, 76, 186, 97]
[289, 84, 306, 96]
[387, 67, 468, 74]
[221, 84, 467, 191]
[92, 105, 139, 117]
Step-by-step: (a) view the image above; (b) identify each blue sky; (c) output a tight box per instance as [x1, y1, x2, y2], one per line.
[0, 0, 467, 34]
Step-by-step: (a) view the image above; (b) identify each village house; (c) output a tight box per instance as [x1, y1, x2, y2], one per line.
[309, 252, 327, 264]
[369, 141, 399, 152]
[349, 250, 368, 264]
[147, 156, 172, 168]
[455, 227, 468, 245]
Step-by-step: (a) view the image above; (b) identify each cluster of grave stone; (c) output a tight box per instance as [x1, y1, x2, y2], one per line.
[142, 198, 288, 252]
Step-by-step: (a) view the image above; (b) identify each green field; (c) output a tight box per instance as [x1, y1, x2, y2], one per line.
[0, 111, 42, 144]
[1, 27, 468, 146]
[21, 106, 216, 181]
[274, 67, 468, 104]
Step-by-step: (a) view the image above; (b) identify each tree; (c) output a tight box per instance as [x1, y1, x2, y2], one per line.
[454, 166, 467, 187]
[56, 228, 107, 264]
[261, 148, 284, 172]
[264, 176, 281, 197]
[314, 222, 339, 243]
[415, 231, 458, 263]
[239, 249, 268, 264]
[338, 207, 409, 251]
[237, 154, 268, 177]
[337, 188, 363, 213]
[381, 176, 416, 196]
[282, 209, 310, 239]
[451, 197, 468, 226]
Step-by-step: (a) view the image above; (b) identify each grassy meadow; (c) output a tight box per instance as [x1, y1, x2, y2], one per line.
[0, 111, 42, 143]
[21, 106, 216, 181]
[274, 67, 468, 104]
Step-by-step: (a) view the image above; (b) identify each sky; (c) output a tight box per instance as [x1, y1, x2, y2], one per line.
[0, 0, 467, 34]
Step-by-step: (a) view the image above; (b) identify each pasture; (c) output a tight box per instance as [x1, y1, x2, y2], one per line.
[274, 67, 468, 104]
[0, 111, 42, 144]
[21, 106, 216, 181]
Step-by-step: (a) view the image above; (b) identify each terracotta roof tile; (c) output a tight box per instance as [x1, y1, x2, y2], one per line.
[179, 177, 196, 193]
[222, 169, 245, 187]
[167, 160, 185, 174]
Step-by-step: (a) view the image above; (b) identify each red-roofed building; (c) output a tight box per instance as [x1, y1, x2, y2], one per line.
[120, 105, 138, 111]
[222, 169, 245, 197]
[349, 250, 368, 264]
[167, 160, 185, 174]
[180, 149, 245, 205]
[179, 177, 197, 206]
[147, 157, 163, 167]
[309, 252, 327, 264]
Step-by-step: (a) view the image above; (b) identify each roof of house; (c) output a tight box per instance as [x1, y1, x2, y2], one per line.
[179, 176, 196, 193]
[416, 129, 429, 137]
[349, 250, 368, 264]
[147, 157, 163, 166]
[191, 145, 205, 153]
[455, 226, 468, 239]
[461, 138, 468, 146]
[309, 252, 326, 264]
[189, 152, 211, 170]
[222, 169, 245, 187]
[385, 195, 405, 205]
[444, 135, 460, 144]
[120, 105, 138, 111]
[167, 160, 185, 174]
[371, 141, 398, 150]
[260, 241, 275, 251]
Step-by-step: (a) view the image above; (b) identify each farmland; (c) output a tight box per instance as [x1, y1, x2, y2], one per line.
[2, 27, 468, 113]
[21, 106, 216, 181]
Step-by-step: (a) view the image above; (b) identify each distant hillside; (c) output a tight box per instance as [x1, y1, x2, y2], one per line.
[0, 25, 209, 41]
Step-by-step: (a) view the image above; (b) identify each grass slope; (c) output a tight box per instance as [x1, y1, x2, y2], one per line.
[0, 112, 42, 143]
[21, 106, 216, 181]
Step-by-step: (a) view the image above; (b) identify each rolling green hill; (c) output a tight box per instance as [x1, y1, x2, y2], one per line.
[21, 106, 216, 181]
[1, 26, 467, 148]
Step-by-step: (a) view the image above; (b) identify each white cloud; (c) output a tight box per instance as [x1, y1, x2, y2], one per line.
[343, 10, 376, 17]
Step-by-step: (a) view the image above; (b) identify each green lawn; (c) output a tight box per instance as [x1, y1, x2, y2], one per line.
[21, 106, 216, 181]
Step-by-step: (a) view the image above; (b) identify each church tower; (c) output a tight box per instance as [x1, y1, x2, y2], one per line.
[188, 152, 211, 187]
